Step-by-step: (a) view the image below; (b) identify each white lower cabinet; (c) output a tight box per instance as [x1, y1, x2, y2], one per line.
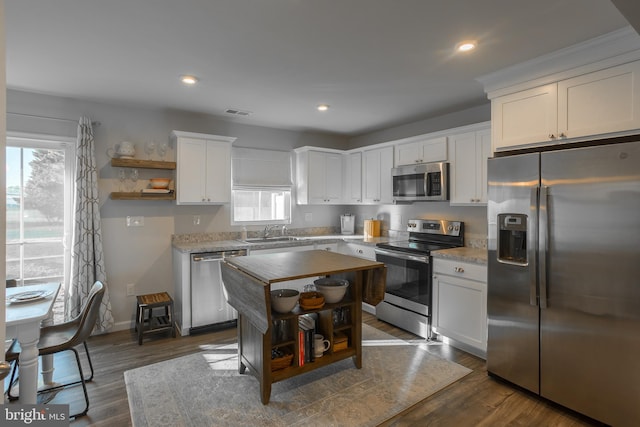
[338, 242, 377, 314]
[432, 258, 487, 358]
[339, 242, 376, 261]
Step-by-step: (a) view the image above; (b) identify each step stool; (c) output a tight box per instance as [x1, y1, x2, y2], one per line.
[135, 292, 176, 345]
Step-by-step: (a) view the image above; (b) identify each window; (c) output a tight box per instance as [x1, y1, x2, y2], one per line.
[6, 134, 75, 323]
[231, 147, 293, 225]
[232, 188, 291, 224]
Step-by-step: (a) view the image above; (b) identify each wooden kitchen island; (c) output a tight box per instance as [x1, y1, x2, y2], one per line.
[221, 249, 386, 404]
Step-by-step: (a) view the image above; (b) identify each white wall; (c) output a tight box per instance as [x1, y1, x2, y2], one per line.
[6, 89, 348, 330]
[348, 103, 490, 149]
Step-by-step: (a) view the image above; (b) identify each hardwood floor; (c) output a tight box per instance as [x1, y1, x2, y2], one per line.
[4, 313, 602, 426]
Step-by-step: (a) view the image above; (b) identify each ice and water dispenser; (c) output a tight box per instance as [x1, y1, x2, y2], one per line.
[497, 214, 528, 265]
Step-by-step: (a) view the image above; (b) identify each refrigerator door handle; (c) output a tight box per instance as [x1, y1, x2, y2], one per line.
[529, 187, 539, 306]
[539, 185, 549, 309]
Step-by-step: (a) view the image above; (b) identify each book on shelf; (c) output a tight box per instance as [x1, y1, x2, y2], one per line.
[299, 315, 315, 363]
[298, 330, 305, 366]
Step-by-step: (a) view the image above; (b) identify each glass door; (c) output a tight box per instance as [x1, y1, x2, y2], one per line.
[6, 135, 74, 322]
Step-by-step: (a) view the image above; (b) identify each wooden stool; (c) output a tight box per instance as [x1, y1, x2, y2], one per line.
[135, 292, 176, 345]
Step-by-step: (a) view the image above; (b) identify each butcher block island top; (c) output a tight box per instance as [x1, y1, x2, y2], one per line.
[221, 250, 386, 404]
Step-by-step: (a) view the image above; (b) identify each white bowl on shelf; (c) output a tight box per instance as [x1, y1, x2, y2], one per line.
[270, 289, 299, 313]
[314, 278, 349, 303]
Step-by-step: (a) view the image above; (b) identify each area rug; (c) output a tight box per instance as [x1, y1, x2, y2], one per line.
[125, 325, 471, 427]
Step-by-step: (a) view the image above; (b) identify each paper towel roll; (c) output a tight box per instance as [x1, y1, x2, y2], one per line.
[364, 219, 381, 238]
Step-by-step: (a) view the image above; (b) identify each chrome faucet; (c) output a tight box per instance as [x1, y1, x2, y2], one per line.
[263, 224, 278, 238]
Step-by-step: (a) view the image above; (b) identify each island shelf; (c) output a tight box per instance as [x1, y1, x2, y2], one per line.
[221, 250, 386, 404]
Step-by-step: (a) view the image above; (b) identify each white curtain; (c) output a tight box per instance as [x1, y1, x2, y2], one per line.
[65, 116, 114, 332]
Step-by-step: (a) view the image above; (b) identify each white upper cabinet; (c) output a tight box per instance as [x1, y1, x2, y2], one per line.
[344, 151, 362, 204]
[492, 84, 558, 150]
[394, 136, 447, 166]
[295, 148, 343, 204]
[493, 61, 640, 151]
[173, 131, 235, 205]
[557, 61, 640, 140]
[449, 126, 491, 206]
[363, 145, 393, 204]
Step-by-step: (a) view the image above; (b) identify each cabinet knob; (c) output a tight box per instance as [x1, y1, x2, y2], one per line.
[559, 132, 567, 138]
[548, 134, 556, 139]
[454, 266, 465, 273]
[357, 249, 363, 254]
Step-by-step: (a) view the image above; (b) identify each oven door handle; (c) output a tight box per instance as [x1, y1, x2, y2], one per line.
[374, 248, 430, 263]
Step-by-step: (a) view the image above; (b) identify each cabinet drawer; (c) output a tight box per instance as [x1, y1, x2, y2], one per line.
[433, 258, 486, 282]
[343, 243, 376, 260]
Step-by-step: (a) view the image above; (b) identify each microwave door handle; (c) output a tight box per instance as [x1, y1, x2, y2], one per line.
[529, 187, 539, 307]
[538, 186, 549, 309]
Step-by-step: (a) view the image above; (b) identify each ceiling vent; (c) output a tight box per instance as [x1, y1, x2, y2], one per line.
[225, 108, 252, 116]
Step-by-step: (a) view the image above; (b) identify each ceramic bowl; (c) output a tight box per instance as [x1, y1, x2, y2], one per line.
[270, 289, 299, 313]
[150, 178, 171, 189]
[314, 278, 349, 303]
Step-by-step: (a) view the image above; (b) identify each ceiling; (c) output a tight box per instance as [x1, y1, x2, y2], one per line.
[5, 1, 636, 136]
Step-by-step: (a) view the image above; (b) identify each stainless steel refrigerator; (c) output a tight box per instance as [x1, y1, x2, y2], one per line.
[487, 141, 640, 426]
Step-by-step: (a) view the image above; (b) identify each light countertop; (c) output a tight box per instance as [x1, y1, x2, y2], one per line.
[431, 247, 487, 265]
[172, 234, 395, 254]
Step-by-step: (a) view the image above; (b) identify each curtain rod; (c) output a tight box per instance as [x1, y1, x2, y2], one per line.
[7, 112, 101, 126]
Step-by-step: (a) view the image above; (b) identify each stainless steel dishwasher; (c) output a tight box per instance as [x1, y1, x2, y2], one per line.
[190, 249, 247, 333]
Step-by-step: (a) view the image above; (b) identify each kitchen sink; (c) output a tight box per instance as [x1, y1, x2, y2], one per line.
[240, 236, 305, 243]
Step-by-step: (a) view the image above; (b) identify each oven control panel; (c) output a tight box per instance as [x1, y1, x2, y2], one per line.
[407, 219, 462, 236]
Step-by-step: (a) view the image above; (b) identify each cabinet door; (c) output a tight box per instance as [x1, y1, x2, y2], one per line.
[324, 153, 343, 203]
[492, 83, 557, 151]
[433, 272, 487, 353]
[363, 146, 393, 204]
[307, 151, 343, 204]
[176, 137, 207, 204]
[394, 141, 423, 166]
[204, 141, 231, 203]
[394, 137, 447, 166]
[450, 129, 491, 205]
[449, 131, 477, 205]
[307, 151, 328, 204]
[558, 61, 640, 139]
[476, 129, 491, 204]
[345, 152, 362, 204]
[421, 136, 448, 163]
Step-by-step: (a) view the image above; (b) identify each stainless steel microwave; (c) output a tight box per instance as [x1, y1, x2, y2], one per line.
[391, 162, 449, 202]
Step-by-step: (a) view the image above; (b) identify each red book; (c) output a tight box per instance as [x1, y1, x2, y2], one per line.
[298, 330, 305, 366]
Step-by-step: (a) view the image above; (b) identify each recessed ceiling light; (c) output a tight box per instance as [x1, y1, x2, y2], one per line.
[317, 104, 330, 111]
[180, 75, 199, 85]
[456, 41, 477, 52]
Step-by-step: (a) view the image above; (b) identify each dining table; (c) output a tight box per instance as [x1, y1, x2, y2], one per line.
[5, 282, 61, 404]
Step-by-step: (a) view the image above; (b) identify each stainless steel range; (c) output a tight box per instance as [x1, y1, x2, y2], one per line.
[374, 219, 464, 339]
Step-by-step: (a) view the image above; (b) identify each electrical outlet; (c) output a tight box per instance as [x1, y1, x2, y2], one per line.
[126, 283, 136, 296]
[193, 215, 201, 225]
[304, 212, 313, 222]
[126, 216, 144, 227]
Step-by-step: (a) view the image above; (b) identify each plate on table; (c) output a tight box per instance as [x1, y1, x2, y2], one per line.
[9, 290, 53, 304]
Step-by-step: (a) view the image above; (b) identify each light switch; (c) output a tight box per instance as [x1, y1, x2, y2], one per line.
[126, 216, 144, 227]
